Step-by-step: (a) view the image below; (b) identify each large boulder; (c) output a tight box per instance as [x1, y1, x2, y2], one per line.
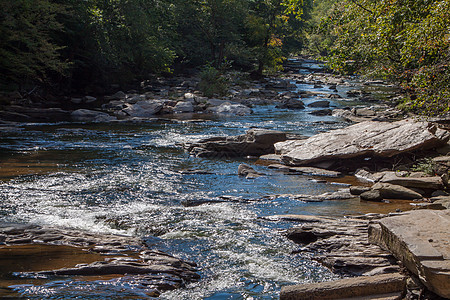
[122, 100, 164, 117]
[376, 210, 450, 298]
[279, 119, 450, 166]
[71, 109, 117, 122]
[186, 129, 287, 158]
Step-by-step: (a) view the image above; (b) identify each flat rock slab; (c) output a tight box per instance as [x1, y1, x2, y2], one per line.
[378, 210, 450, 298]
[278, 119, 449, 166]
[280, 273, 406, 300]
[0, 223, 199, 296]
[269, 164, 342, 177]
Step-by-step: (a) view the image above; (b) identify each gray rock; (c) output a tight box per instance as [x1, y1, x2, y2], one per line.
[280, 274, 405, 300]
[186, 129, 286, 158]
[350, 186, 371, 195]
[238, 164, 264, 178]
[84, 96, 97, 103]
[122, 100, 164, 117]
[71, 97, 83, 104]
[377, 210, 450, 298]
[174, 101, 194, 113]
[71, 109, 117, 122]
[308, 100, 330, 108]
[276, 98, 305, 109]
[279, 120, 450, 166]
[360, 189, 384, 201]
[370, 182, 423, 200]
[309, 109, 332, 116]
[110, 91, 126, 100]
[379, 172, 444, 190]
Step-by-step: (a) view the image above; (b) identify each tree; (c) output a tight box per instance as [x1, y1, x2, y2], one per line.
[246, 0, 305, 78]
[0, 0, 67, 89]
[321, 0, 450, 115]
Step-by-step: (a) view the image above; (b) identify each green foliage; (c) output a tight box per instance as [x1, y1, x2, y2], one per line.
[0, 0, 68, 87]
[198, 65, 229, 97]
[411, 158, 436, 176]
[318, 0, 450, 115]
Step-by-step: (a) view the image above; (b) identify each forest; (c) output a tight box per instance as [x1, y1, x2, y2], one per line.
[0, 0, 449, 115]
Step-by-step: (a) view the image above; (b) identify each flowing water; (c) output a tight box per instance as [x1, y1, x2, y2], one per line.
[0, 67, 399, 299]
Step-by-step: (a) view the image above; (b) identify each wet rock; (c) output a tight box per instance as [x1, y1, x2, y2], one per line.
[280, 273, 406, 300]
[186, 129, 287, 158]
[307, 100, 330, 108]
[173, 101, 194, 113]
[122, 100, 164, 117]
[206, 102, 252, 116]
[267, 79, 297, 89]
[269, 164, 342, 177]
[71, 109, 117, 122]
[286, 229, 318, 244]
[278, 189, 354, 202]
[309, 109, 332, 116]
[84, 96, 97, 103]
[279, 119, 450, 167]
[71, 97, 82, 104]
[1, 106, 71, 122]
[276, 98, 305, 110]
[0, 223, 200, 295]
[350, 186, 371, 195]
[109, 91, 126, 100]
[430, 196, 450, 209]
[238, 164, 264, 179]
[376, 210, 450, 298]
[276, 214, 399, 276]
[360, 189, 384, 201]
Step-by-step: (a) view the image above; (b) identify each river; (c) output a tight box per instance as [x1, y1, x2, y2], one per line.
[0, 63, 396, 299]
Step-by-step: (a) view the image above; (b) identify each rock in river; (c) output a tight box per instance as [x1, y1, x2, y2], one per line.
[186, 129, 287, 158]
[71, 109, 117, 122]
[0, 223, 199, 296]
[278, 119, 450, 166]
[122, 100, 164, 117]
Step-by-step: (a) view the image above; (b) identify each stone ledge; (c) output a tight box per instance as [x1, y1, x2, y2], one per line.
[377, 210, 450, 298]
[280, 273, 405, 300]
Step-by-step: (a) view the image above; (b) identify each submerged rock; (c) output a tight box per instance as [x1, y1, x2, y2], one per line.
[279, 119, 450, 167]
[186, 129, 287, 158]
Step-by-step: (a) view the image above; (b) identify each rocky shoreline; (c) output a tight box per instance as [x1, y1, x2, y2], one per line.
[0, 223, 199, 297]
